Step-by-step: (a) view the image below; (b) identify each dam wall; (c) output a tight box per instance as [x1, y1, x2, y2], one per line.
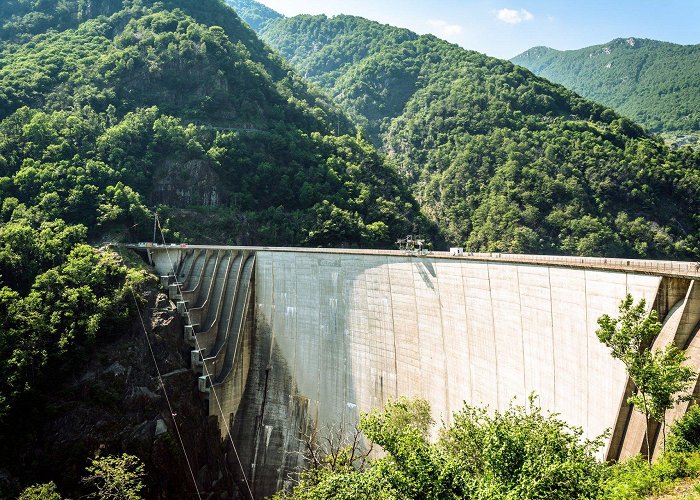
[143, 245, 700, 497]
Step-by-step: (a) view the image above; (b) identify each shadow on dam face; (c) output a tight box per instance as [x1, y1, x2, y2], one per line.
[230, 316, 363, 496]
[144, 246, 700, 497]
[229, 253, 365, 497]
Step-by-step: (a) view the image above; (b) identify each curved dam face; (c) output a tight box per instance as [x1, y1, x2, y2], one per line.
[144, 246, 700, 497]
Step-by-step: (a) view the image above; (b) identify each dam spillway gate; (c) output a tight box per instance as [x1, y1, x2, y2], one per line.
[136, 244, 700, 497]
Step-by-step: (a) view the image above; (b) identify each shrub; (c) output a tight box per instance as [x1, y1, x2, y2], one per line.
[280, 396, 608, 499]
[668, 404, 700, 453]
[601, 455, 658, 499]
[82, 453, 145, 500]
[18, 482, 63, 499]
[440, 395, 607, 499]
[601, 452, 700, 498]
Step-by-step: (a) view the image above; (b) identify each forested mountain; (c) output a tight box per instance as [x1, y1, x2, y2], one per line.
[511, 38, 700, 133]
[252, 11, 700, 259]
[0, 0, 427, 247]
[224, 0, 281, 30]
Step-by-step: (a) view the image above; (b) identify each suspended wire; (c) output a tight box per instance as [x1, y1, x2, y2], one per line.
[155, 214, 256, 500]
[128, 284, 203, 500]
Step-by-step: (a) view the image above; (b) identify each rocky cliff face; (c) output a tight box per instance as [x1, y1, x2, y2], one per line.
[2, 285, 242, 498]
[152, 159, 225, 208]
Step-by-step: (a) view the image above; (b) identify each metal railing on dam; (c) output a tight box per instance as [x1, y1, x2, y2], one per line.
[126, 243, 700, 497]
[127, 243, 700, 279]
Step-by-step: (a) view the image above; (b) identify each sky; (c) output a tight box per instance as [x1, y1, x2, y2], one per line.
[255, 0, 700, 59]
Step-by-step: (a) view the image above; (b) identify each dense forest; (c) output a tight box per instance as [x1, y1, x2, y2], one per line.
[224, 0, 281, 31]
[256, 11, 700, 258]
[0, 0, 427, 248]
[511, 38, 700, 133]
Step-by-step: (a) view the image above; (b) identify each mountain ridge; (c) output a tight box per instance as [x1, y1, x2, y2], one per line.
[511, 37, 700, 132]
[223, 0, 281, 30]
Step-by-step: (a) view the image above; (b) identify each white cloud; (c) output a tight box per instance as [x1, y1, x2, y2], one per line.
[495, 8, 534, 25]
[427, 19, 464, 37]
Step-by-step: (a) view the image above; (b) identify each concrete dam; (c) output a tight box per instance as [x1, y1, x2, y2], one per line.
[138, 245, 700, 496]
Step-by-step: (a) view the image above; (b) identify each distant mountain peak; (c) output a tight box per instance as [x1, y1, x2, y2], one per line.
[512, 37, 700, 132]
[512, 45, 558, 60]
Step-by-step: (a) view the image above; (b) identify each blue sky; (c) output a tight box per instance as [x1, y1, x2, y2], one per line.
[255, 0, 700, 59]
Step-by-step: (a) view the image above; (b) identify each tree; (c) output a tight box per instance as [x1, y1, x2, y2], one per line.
[18, 482, 63, 500]
[279, 396, 607, 499]
[298, 423, 373, 474]
[82, 453, 146, 500]
[596, 294, 696, 460]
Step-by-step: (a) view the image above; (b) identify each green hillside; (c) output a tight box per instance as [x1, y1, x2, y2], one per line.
[224, 0, 281, 30]
[0, 1, 427, 248]
[257, 13, 700, 258]
[511, 38, 700, 133]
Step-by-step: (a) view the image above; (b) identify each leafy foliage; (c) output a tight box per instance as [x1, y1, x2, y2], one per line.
[668, 405, 700, 453]
[82, 453, 146, 500]
[224, 0, 282, 31]
[512, 38, 700, 133]
[600, 451, 700, 498]
[0, 217, 152, 421]
[18, 481, 63, 500]
[438, 396, 607, 499]
[596, 294, 696, 457]
[279, 397, 607, 499]
[259, 13, 700, 258]
[18, 453, 147, 500]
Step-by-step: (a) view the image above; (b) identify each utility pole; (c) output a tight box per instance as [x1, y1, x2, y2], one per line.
[153, 208, 158, 244]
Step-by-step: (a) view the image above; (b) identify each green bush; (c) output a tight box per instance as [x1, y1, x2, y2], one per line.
[601, 452, 700, 499]
[668, 404, 700, 453]
[281, 396, 608, 499]
[440, 395, 607, 499]
[82, 453, 145, 500]
[601, 455, 658, 499]
[18, 482, 63, 500]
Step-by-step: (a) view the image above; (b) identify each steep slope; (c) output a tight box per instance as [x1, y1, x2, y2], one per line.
[0, 1, 428, 248]
[511, 38, 700, 133]
[224, 0, 282, 30]
[257, 13, 700, 258]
